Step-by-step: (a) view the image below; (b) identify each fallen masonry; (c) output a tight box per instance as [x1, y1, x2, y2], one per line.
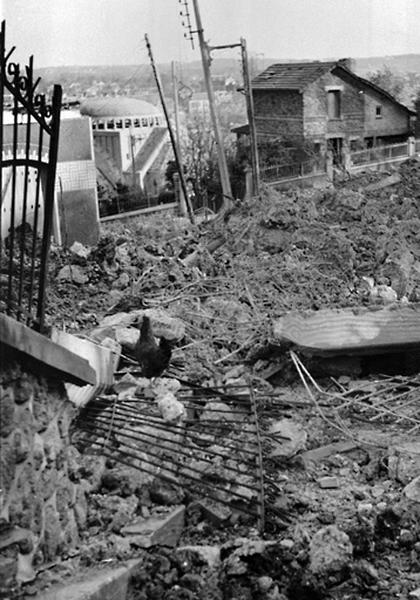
[2, 160, 420, 599]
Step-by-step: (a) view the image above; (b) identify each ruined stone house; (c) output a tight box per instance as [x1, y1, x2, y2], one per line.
[236, 58, 416, 165]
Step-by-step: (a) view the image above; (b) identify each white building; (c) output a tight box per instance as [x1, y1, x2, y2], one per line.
[80, 97, 170, 195]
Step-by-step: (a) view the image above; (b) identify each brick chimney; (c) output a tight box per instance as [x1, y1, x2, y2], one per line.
[337, 58, 355, 72]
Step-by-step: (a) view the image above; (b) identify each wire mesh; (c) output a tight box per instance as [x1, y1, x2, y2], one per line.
[72, 382, 269, 531]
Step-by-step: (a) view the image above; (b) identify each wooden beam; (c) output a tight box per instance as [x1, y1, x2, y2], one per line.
[0, 313, 96, 385]
[273, 304, 420, 356]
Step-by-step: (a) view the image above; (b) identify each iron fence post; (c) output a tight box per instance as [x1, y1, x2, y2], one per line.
[36, 84, 61, 331]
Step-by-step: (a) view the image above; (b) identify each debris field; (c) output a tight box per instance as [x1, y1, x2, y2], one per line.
[29, 159, 420, 599]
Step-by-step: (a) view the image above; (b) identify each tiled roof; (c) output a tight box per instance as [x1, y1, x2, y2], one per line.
[251, 60, 416, 115]
[252, 61, 337, 90]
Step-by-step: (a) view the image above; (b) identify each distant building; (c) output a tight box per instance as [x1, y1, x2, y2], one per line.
[236, 59, 416, 165]
[1, 114, 99, 247]
[80, 96, 170, 195]
[188, 92, 210, 118]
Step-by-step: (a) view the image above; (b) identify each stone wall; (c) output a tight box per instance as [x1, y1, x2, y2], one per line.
[0, 353, 101, 594]
[253, 69, 411, 160]
[304, 71, 365, 142]
[253, 89, 304, 139]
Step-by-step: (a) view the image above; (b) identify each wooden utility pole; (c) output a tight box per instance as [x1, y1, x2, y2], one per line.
[171, 61, 182, 155]
[144, 34, 195, 224]
[191, 0, 233, 212]
[240, 37, 260, 196]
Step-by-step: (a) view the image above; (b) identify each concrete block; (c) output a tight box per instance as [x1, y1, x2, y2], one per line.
[34, 558, 142, 600]
[301, 441, 357, 466]
[121, 505, 185, 548]
[318, 476, 340, 489]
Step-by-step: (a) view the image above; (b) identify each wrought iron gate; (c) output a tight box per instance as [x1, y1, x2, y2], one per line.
[0, 20, 62, 331]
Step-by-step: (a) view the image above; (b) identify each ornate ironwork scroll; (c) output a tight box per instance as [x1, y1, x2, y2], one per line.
[0, 19, 62, 331]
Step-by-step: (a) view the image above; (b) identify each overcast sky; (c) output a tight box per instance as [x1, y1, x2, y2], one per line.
[1, 0, 419, 68]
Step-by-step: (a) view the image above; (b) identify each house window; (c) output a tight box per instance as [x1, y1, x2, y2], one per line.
[107, 119, 115, 129]
[141, 117, 148, 127]
[376, 105, 382, 118]
[125, 119, 132, 128]
[327, 90, 341, 119]
[97, 121, 105, 130]
[133, 118, 140, 127]
[115, 119, 123, 129]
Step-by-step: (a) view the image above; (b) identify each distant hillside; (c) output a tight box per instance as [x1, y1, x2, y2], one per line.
[36, 53, 420, 84]
[353, 54, 420, 76]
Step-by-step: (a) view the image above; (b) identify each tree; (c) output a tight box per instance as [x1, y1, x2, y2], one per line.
[367, 66, 405, 101]
[181, 114, 245, 210]
[415, 89, 420, 137]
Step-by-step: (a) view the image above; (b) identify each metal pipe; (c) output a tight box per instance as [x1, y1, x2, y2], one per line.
[81, 402, 260, 455]
[79, 414, 259, 485]
[37, 84, 61, 331]
[6, 65, 19, 315]
[87, 439, 260, 519]
[99, 396, 252, 416]
[90, 400, 256, 430]
[77, 420, 261, 509]
[27, 123, 44, 312]
[17, 57, 34, 322]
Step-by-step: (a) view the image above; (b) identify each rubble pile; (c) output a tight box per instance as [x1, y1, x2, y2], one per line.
[48, 159, 420, 376]
[29, 160, 420, 599]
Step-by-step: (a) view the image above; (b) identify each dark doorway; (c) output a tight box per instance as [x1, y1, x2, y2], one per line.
[327, 137, 343, 165]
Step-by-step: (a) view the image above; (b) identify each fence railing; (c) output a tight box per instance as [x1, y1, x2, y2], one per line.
[99, 192, 175, 218]
[350, 142, 409, 166]
[260, 138, 419, 185]
[0, 20, 62, 331]
[260, 158, 325, 182]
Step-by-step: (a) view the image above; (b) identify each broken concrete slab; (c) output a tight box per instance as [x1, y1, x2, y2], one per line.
[121, 505, 185, 548]
[56, 264, 89, 285]
[388, 442, 420, 485]
[273, 303, 420, 355]
[113, 372, 140, 398]
[317, 476, 340, 489]
[309, 525, 353, 576]
[114, 326, 138, 350]
[267, 419, 307, 459]
[404, 476, 420, 503]
[177, 545, 221, 568]
[70, 241, 91, 260]
[191, 499, 232, 526]
[300, 441, 358, 466]
[156, 392, 185, 424]
[100, 312, 133, 328]
[365, 173, 400, 191]
[132, 309, 186, 341]
[200, 401, 238, 423]
[51, 329, 120, 408]
[96, 310, 185, 343]
[33, 558, 143, 600]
